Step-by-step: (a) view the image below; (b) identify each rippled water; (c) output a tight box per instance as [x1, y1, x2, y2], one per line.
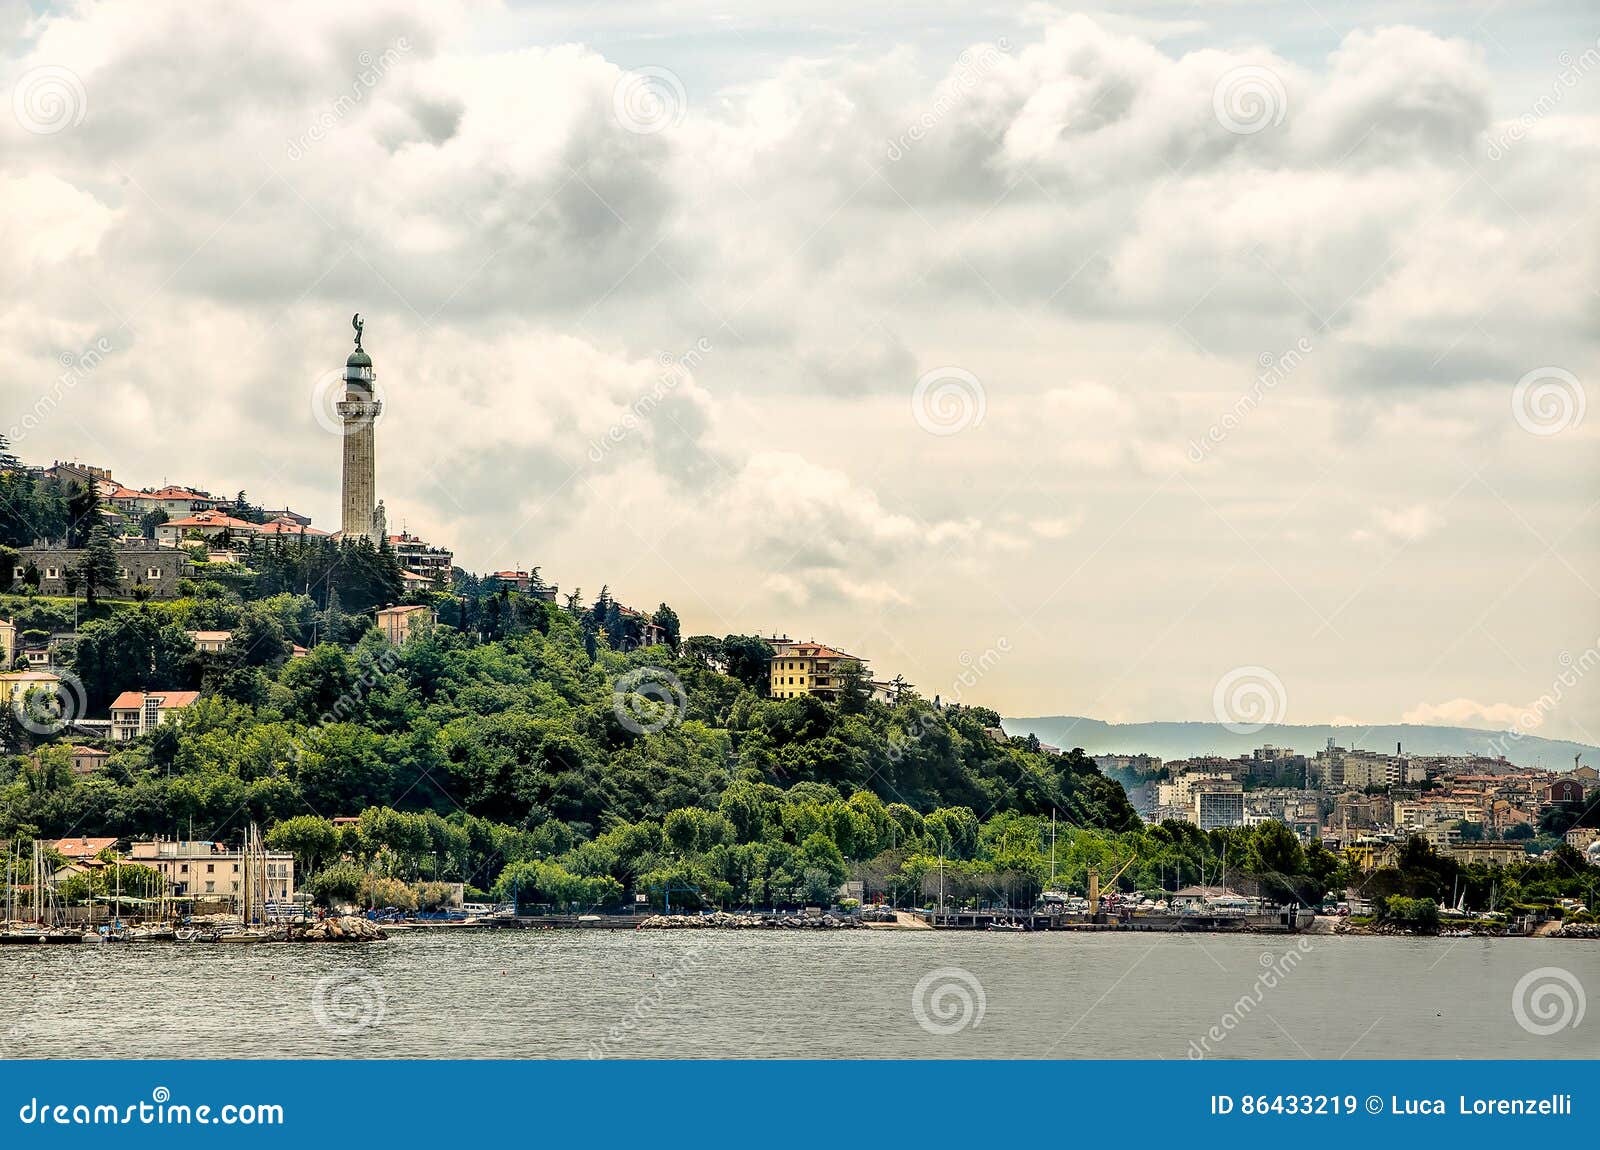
[1, 931, 1593, 1059]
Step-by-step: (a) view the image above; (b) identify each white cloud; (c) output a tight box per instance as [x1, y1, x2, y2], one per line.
[1402, 698, 1530, 731]
[2, 3, 1594, 731]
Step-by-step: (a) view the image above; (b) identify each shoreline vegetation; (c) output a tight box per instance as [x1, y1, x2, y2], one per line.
[1, 451, 1596, 936]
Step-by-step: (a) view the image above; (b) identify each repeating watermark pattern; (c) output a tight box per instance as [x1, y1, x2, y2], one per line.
[885, 40, 1010, 161]
[887, 638, 1010, 764]
[1486, 37, 1600, 160]
[1187, 939, 1315, 1058]
[8, 338, 114, 448]
[310, 971, 387, 1036]
[1212, 64, 1288, 134]
[12, 65, 87, 135]
[286, 39, 411, 159]
[1510, 967, 1585, 1036]
[911, 966, 986, 1035]
[586, 946, 707, 1057]
[310, 365, 388, 438]
[587, 338, 713, 464]
[613, 667, 688, 735]
[1188, 337, 1314, 462]
[612, 66, 686, 135]
[1511, 366, 1584, 437]
[291, 650, 401, 760]
[12, 670, 89, 736]
[1212, 665, 1287, 734]
[912, 366, 986, 436]
[1484, 642, 1600, 759]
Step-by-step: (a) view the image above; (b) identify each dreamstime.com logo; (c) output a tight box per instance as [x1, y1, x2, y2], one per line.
[911, 967, 987, 1036]
[1511, 967, 1585, 1037]
[12, 671, 88, 736]
[1212, 665, 1287, 734]
[612, 66, 686, 135]
[1187, 939, 1315, 1058]
[1511, 367, 1584, 436]
[1212, 64, 1287, 134]
[12, 64, 87, 134]
[310, 366, 387, 437]
[587, 946, 707, 1057]
[613, 667, 688, 735]
[9, 337, 114, 448]
[16, 1087, 284, 1127]
[310, 971, 387, 1036]
[912, 367, 986, 436]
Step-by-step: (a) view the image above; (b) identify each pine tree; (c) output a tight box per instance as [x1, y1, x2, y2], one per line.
[78, 525, 121, 608]
[65, 480, 101, 548]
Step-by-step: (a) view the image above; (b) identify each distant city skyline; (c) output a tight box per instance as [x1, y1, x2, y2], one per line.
[3, 1, 1595, 738]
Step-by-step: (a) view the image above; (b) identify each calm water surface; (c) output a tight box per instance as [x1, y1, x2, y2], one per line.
[2, 931, 1594, 1059]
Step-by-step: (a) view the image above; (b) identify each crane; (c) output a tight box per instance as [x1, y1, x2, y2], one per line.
[1087, 852, 1137, 918]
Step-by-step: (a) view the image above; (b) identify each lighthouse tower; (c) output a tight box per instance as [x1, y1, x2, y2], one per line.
[337, 314, 383, 539]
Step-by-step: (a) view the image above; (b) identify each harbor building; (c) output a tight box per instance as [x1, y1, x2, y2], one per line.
[129, 840, 296, 903]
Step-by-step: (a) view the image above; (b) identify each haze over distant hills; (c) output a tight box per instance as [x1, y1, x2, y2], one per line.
[1001, 716, 1598, 773]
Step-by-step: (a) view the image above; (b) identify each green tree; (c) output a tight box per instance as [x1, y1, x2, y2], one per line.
[651, 603, 681, 652]
[64, 481, 101, 548]
[721, 634, 775, 694]
[265, 814, 340, 877]
[77, 525, 121, 607]
[834, 658, 869, 713]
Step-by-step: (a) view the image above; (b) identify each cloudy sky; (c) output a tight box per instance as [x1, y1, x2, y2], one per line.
[3, 1, 1597, 743]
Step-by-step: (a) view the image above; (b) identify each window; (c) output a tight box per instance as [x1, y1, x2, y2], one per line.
[205, 881, 215, 893]
[206, 863, 214, 874]
[11, 567, 20, 579]
[232, 863, 239, 873]
[46, 567, 59, 579]
[118, 567, 130, 579]
[147, 567, 161, 579]
[180, 864, 188, 874]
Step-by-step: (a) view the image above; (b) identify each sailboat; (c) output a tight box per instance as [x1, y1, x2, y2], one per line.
[216, 825, 281, 942]
[88, 859, 131, 942]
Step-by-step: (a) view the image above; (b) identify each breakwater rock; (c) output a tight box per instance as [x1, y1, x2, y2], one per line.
[637, 911, 860, 930]
[289, 916, 387, 942]
[1554, 922, 1600, 939]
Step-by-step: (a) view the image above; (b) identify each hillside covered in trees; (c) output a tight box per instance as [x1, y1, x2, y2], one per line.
[1, 582, 1143, 910]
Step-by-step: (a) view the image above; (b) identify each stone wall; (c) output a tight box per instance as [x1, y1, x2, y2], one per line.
[17, 543, 193, 599]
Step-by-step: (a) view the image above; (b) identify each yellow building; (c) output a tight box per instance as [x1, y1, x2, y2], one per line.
[376, 604, 435, 645]
[769, 641, 868, 700]
[129, 840, 295, 903]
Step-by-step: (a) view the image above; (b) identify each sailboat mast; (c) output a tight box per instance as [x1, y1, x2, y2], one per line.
[1050, 809, 1057, 886]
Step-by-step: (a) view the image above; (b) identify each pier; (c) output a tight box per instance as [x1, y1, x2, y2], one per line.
[916, 906, 1310, 932]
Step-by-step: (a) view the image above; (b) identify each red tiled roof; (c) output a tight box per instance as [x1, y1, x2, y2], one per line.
[109, 690, 201, 711]
[162, 511, 256, 530]
[256, 518, 329, 536]
[778, 644, 860, 661]
[71, 745, 109, 757]
[54, 837, 116, 859]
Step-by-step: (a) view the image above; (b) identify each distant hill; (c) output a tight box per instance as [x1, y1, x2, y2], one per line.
[1002, 716, 1598, 773]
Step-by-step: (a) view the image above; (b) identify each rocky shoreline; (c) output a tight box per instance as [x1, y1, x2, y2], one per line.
[1553, 922, 1600, 939]
[287, 916, 387, 942]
